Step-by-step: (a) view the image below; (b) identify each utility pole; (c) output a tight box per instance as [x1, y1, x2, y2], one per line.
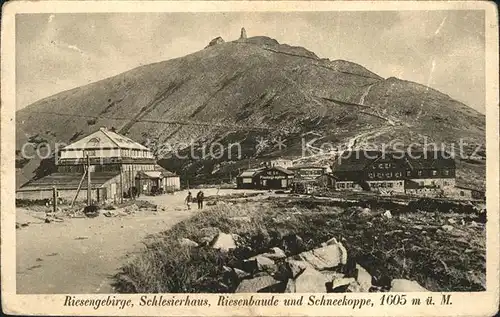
[52, 187, 57, 214]
[86, 154, 91, 206]
[119, 165, 123, 203]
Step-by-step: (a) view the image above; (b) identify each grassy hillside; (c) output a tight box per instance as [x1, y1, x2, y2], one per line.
[16, 36, 485, 188]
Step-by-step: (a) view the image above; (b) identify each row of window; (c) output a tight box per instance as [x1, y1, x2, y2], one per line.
[369, 181, 403, 188]
[336, 182, 357, 189]
[367, 169, 452, 179]
[408, 170, 451, 177]
[372, 163, 396, 169]
[368, 172, 403, 179]
[122, 149, 153, 158]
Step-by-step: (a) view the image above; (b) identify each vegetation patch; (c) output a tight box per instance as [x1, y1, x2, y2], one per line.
[113, 198, 485, 293]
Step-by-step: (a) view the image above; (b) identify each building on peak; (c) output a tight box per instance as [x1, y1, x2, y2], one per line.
[205, 36, 225, 48]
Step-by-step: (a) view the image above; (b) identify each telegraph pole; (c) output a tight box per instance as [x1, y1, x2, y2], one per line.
[86, 154, 91, 206]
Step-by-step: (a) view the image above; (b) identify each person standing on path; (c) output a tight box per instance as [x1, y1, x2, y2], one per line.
[185, 192, 193, 210]
[196, 191, 204, 209]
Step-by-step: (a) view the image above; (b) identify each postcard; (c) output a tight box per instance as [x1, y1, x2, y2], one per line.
[1, 1, 498, 316]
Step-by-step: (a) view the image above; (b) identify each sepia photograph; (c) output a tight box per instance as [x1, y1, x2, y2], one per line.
[2, 1, 499, 316]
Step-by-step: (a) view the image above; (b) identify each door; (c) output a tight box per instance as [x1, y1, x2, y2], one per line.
[110, 183, 116, 200]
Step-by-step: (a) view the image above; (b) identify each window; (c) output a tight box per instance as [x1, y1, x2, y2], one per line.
[406, 171, 411, 177]
[377, 173, 383, 179]
[399, 181, 403, 186]
[379, 163, 384, 169]
[395, 172, 402, 178]
[443, 170, 449, 176]
[432, 170, 438, 176]
[368, 172, 374, 179]
[460, 191, 465, 197]
[388, 183, 393, 188]
[385, 172, 393, 178]
[385, 163, 391, 169]
[417, 170, 423, 176]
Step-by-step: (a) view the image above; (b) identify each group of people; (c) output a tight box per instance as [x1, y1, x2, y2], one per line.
[184, 191, 204, 210]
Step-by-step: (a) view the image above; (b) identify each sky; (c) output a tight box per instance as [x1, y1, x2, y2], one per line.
[16, 10, 485, 113]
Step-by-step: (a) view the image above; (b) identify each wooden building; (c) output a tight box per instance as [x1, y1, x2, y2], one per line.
[17, 127, 178, 203]
[268, 158, 293, 169]
[332, 150, 456, 196]
[259, 167, 294, 189]
[289, 164, 334, 193]
[135, 166, 180, 195]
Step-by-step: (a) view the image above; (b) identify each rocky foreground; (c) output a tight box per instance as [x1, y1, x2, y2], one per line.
[113, 195, 486, 293]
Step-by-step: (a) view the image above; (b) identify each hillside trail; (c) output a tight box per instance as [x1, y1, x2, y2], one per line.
[16, 188, 256, 294]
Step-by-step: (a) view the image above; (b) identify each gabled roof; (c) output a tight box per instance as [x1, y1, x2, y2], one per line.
[333, 150, 380, 172]
[404, 150, 455, 170]
[267, 166, 294, 175]
[62, 127, 149, 151]
[333, 150, 455, 172]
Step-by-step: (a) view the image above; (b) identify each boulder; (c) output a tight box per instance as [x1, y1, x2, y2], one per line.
[235, 275, 280, 293]
[275, 260, 308, 280]
[198, 227, 220, 246]
[262, 247, 286, 260]
[441, 225, 454, 232]
[178, 238, 199, 248]
[211, 232, 236, 251]
[294, 268, 332, 293]
[390, 279, 428, 292]
[347, 280, 362, 292]
[355, 264, 372, 292]
[243, 255, 276, 274]
[331, 277, 356, 291]
[291, 241, 348, 270]
[233, 267, 251, 279]
[284, 279, 296, 293]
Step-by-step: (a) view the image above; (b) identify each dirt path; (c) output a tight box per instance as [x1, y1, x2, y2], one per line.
[16, 188, 259, 294]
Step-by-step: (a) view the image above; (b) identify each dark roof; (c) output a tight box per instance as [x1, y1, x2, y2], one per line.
[333, 150, 455, 173]
[267, 166, 294, 175]
[19, 172, 120, 190]
[404, 150, 455, 170]
[333, 150, 380, 172]
[288, 164, 327, 170]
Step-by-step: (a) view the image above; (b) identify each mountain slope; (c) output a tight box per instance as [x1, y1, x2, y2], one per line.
[16, 36, 485, 189]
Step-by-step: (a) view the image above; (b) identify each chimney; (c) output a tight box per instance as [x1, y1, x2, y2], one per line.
[240, 27, 247, 40]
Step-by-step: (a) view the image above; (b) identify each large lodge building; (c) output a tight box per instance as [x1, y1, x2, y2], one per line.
[17, 127, 180, 203]
[333, 150, 456, 195]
